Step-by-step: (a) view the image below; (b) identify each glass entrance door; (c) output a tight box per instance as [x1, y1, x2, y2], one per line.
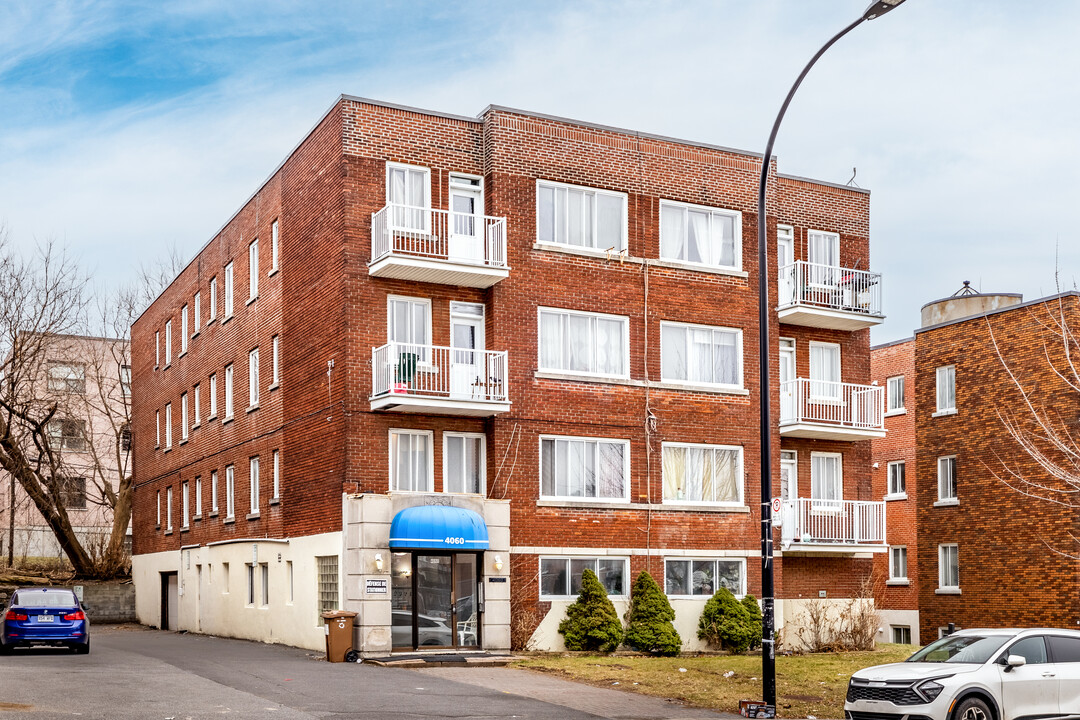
[391, 552, 481, 650]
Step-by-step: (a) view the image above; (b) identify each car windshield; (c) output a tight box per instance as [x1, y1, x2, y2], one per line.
[13, 590, 77, 608]
[906, 634, 1009, 664]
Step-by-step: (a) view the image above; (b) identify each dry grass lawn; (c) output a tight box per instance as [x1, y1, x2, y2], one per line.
[516, 645, 914, 719]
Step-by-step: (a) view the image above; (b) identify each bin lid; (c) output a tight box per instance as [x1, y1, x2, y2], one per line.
[321, 610, 358, 619]
[388, 505, 489, 550]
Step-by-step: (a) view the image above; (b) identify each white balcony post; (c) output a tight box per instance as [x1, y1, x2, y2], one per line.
[853, 502, 860, 544]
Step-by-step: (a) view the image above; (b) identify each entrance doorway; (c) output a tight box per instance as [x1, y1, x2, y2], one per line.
[160, 571, 178, 631]
[391, 552, 481, 650]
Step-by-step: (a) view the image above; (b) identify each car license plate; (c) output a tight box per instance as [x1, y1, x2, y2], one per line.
[37, 615, 54, 623]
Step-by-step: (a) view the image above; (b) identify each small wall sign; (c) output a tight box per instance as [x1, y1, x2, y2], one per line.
[365, 578, 388, 594]
[488, 577, 507, 583]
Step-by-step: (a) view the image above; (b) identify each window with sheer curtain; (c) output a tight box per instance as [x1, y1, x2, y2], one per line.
[659, 201, 740, 269]
[809, 342, 841, 400]
[387, 163, 429, 231]
[536, 180, 626, 251]
[936, 365, 956, 412]
[538, 308, 628, 377]
[661, 443, 742, 504]
[660, 322, 741, 387]
[444, 433, 484, 494]
[540, 436, 628, 501]
[811, 452, 843, 507]
[390, 429, 432, 492]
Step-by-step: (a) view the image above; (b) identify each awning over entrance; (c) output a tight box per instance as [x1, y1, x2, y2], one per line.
[388, 505, 490, 551]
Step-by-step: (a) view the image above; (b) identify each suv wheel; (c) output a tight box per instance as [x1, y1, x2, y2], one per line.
[954, 696, 993, 720]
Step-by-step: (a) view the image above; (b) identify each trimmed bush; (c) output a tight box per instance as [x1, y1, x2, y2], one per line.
[558, 568, 624, 652]
[698, 587, 754, 653]
[741, 594, 763, 650]
[623, 571, 681, 656]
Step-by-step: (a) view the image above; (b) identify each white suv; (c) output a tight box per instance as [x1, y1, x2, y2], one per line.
[845, 628, 1080, 720]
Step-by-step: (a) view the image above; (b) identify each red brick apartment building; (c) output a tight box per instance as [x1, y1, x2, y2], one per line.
[131, 96, 890, 654]
[910, 288, 1080, 644]
[870, 338, 919, 644]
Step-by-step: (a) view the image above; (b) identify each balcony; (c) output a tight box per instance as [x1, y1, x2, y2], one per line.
[778, 498, 887, 554]
[369, 204, 509, 288]
[777, 261, 884, 331]
[370, 342, 511, 416]
[779, 379, 885, 441]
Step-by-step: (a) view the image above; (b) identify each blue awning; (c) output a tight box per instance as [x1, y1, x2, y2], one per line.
[388, 505, 490, 551]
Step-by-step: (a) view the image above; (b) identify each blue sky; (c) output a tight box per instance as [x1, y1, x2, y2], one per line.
[2, 0, 1079, 343]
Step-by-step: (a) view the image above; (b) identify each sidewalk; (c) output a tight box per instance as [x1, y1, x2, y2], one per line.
[416, 666, 742, 720]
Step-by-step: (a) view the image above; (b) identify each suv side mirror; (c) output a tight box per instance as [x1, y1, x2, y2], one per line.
[1005, 654, 1027, 671]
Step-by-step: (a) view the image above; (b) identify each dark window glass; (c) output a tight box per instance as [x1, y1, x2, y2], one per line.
[1048, 635, 1080, 663]
[1005, 636, 1048, 664]
[13, 590, 78, 608]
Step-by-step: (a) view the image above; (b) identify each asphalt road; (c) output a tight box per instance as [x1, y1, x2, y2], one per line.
[0, 625, 728, 720]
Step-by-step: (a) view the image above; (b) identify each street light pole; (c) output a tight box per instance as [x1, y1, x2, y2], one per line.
[756, 0, 907, 708]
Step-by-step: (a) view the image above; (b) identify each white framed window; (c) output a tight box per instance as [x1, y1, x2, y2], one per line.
[248, 239, 259, 300]
[249, 456, 260, 514]
[156, 490, 161, 527]
[248, 348, 259, 408]
[664, 558, 746, 597]
[166, 486, 173, 532]
[193, 383, 201, 426]
[535, 179, 627, 251]
[225, 465, 235, 519]
[224, 364, 234, 419]
[180, 393, 189, 441]
[540, 436, 629, 501]
[811, 452, 843, 507]
[886, 375, 905, 414]
[937, 456, 957, 503]
[47, 362, 85, 394]
[272, 450, 280, 500]
[892, 626, 912, 645]
[271, 219, 279, 271]
[889, 546, 908, 581]
[271, 335, 280, 386]
[443, 433, 485, 494]
[935, 365, 956, 414]
[193, 292, 201, 334]
[164, 402, 172, 448]
[209, 276, 218, 321]
[539, 557, 628, 598]
[180, 306, 188, 353]
[209, 373, 218, 418]
[660, 321, 742, 388]
[939, 544, 959, 590]
[164, 320, 172, 365]
[661, 443, 743, 505]
[538, 307, 629, 378]
[887, 461, 906, 497]
[387, 296, 431, 349]
[809, 341, 841, 400]
[260, 563, 269, 607]
[659, 199, 741, 270]
[389, 429, 432, 492]
[194, 476, 202, 517]
[808, 229, 840, 268]
[224, 262, 234, 318]
[120, 364, 131, 397]
[156, 410, 161, 448]
[155, 331, 160, 367]
[181, 481, 190, 528]
[386, 162, 431, 231]
[210, 470, 219, 514]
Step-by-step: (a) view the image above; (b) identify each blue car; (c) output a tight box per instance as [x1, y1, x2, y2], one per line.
[1, 587, 90, 654]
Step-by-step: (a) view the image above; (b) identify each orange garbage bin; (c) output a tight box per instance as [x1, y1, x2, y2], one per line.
[322, 610, 359, 662]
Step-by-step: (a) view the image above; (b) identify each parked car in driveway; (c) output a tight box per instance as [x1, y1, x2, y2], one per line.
[0, 587, 90, 654]
[845, 628, 1080, 720]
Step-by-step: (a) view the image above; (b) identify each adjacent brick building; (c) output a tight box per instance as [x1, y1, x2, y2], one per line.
[131, 96, 889, 654]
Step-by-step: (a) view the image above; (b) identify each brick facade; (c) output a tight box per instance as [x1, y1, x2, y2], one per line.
[131, 96, 882, 648]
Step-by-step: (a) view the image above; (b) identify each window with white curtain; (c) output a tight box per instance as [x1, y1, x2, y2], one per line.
[661, 443, 742, 505]
[224, 364, 234, 419]
[193, 292, 201, 333]
[225, 465, 235, 519]
[659, 200, 740, 269]
[390, 429, 432, 492]
[890, 546, 908, 581]
[886, 375, 905, 413]
[248, 239, 259, 300]
[386, 163, 430, 231]
[809, 341, 841, 400]
[887, 461, 906, 496]
[660, 322, 742, 387]
[936, 365, 956, 413]
[271, 219, 279, 271]
[180, 393, 188, 440]
[209, 276, 218, 321]
[181, 305, 188, 353]
[939, 544, 959, 589]
[536, 180, 627, 251]
[540, 436, 628, 501]
[387, 296, 431, 349]
[444, 433, 484, 494]
[224, 262, 234, 318]
[164, 320, 172, 365]
[811, 452, 842, 507]
[808, 230, 840, 267]
[248, 348, 259, 408]
[937, 456, 957, 502]
[538, 307, 628, 377]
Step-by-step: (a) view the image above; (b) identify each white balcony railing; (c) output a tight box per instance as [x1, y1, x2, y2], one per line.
[779, 498, 886, 547]
[779, 379, 884, 431]
[371, 342, 509, 404]
[778, 261, 883, 317]
[371, 204, 508, 269]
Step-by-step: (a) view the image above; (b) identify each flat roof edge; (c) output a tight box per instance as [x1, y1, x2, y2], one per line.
[915, 290, 1080, 334]
[871, 336, 914, 350]
[341, 95, 480, 124]
[777, 172, 871, 195]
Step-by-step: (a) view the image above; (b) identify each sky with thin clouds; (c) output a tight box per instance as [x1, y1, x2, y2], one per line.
[1, 0, 1079, 343]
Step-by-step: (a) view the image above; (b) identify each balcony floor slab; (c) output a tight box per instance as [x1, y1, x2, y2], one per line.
[370, 394, 511, 417]
[368, 255, 509, 288]
[779, 422, 886, 442]
[777, 304, 885, 331]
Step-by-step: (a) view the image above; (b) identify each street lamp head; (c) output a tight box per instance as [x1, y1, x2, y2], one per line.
[863, 0, 906, 21]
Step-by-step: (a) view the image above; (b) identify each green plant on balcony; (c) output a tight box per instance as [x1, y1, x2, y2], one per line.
[393, 351, 419, 393]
